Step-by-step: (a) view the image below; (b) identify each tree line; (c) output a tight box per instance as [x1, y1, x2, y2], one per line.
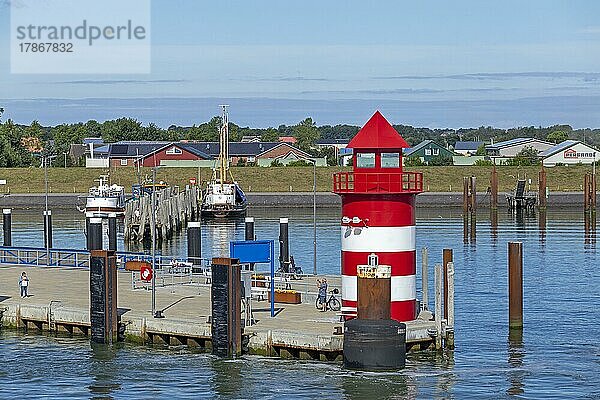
[0, 106, 598, 168]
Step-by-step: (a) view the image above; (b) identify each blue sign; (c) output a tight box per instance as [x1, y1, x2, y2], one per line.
[230, 240, 276, 317]
[229, 240, 273, 264]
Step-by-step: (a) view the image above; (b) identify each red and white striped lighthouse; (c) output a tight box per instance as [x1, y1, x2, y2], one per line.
[333, 111, 423, 321]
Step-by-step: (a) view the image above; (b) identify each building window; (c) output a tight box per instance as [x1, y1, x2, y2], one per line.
[120, 159, 128, 166]
[425, 149, 432, 156]
[356, 152, 375, 168]
[433, 148, 440, 156]
[381, 152, 400, 168]
[166, 146, 182, 155]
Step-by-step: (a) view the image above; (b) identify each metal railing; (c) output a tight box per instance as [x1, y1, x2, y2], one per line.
[333, 171, 423, 194]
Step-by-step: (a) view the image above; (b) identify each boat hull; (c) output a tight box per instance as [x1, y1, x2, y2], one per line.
[201, 204, 247, 219]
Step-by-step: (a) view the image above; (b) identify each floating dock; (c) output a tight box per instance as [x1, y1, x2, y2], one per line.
[0, 266, 448, 360]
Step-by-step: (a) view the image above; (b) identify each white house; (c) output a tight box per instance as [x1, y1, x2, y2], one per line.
[540, 140, 600, 166]
[454, 141, 483, 155]
[486, 138, 554, 157]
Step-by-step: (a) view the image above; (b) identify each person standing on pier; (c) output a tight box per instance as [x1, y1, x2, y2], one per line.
[317, 278, 328, 312]
[19, 272, 29, 298]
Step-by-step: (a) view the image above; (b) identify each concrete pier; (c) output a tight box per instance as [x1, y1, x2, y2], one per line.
[0, 265, 440, 359]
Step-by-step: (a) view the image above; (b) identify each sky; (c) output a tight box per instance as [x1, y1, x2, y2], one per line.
[1, 0, 600, 128]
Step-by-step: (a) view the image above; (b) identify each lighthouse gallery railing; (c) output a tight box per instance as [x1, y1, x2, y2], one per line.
[333, 171, 423, 193]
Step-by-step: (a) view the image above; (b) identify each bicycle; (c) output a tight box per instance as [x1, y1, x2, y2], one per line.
[315, 288, 341, 312]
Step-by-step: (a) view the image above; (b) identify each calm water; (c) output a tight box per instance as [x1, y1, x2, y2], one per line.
[1, 207, 599, 399]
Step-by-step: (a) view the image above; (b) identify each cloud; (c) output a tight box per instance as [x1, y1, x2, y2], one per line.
[373, 72, 600, 81]
[579, 26, 600, 34]
[41, 79, 190, 85]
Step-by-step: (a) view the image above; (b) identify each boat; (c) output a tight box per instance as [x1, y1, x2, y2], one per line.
[201, 105, 248, 218]
[78, 175, 126, 217]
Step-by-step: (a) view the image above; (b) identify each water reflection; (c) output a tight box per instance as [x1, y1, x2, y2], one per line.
[538, 210, 547, 246]
[88, 343, 121, 399]
[341, 373, 416, 400]
[204, 219, 243, 258]
[210, 359, 243, 398]
[490, 210, 498, 245]
[507, 329, 526, 396]
[584, 212, 596, 249]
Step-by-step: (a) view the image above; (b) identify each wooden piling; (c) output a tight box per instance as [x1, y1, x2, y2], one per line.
[538, 167, 547, 209]
[508, 242, 523, 330]
[490, 165, 498, 209]
[211, 257, 242, 358]
[462, 177, 469, 214]
[90, 250, 118, 344]
[584, 173, 590, 212]
[470, 176, 477, 213]
[443, 248, 453, 320]
[434, 263, 443, 350]
[421, 247, 429, 311]
[446, 261, 455, 349]
[357, 265, 391, 320]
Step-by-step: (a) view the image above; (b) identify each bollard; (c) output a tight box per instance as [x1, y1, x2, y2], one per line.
[434, 263, 443, 350]
[279, 217, 289, 273]
[538, 167, 547, 209]
[43, 210, 53, 249]
[211, 257, 242, 357]
[508, 242, 523, 330]
[443, 248, 453, 320]
[447, 262, 455, 349]
[491, 166, 498, 210]
[88, 218, 103, 251]
[187, 221, 202, 267]
[90, 249, 118, 344]
[3, 209, 11, 246]
[108, 213, 117, 252]
[421, 247, 429, 310]
[245, 217, 255, 241]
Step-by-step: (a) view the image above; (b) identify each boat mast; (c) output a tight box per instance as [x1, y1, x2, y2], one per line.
[218, 105, 230, 188]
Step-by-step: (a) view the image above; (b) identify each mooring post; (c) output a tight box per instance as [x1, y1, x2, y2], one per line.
[592, 170, 597, 212]
[463, 177, 469, 214]
[108, 213, 117, 252]
[245, 217, 255, 270]
[43, 210, 53, 249]
[538, 167, 547, 210]
[279, 217, 289, 272]
[421, 247, 429, 310]
[3, 209, 11, 247]
[88, 218, 103, 251]
[187, 221, 202, 268]
[508, 242, 523, 330]
[584, 173, 590, 212]
[443, 248, 453, 320]
[244, 217, 255, 241]
[211, 257, 242, 357]
[434, 263, 443, 350]
[470, 175, 477, 214]
[90, 249, 118, 344]
[447, 261, 455, 349]
[491, 165, 498, 210]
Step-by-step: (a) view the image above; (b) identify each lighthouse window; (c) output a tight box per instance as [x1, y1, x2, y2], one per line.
[381, 152, 400, 168]
[356, 152, 375, 168]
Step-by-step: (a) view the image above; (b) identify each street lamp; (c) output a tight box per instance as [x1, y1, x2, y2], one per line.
[43, 154, 56, 265]
[63, 152, 67, 168]
[307, 158, 317, 276]
[150, 166, 164, 318]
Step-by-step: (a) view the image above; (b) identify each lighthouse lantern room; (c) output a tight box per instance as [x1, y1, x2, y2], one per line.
[333, 111, 423, 322]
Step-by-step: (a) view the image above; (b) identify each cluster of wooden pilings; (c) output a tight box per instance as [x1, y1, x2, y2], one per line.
[124, 185, 200, 242]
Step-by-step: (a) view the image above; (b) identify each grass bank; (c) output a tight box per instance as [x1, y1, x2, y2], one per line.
[0, 165, 593, 194]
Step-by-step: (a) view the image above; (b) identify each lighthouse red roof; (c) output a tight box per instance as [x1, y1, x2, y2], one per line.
[347, 111, 410, 150]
